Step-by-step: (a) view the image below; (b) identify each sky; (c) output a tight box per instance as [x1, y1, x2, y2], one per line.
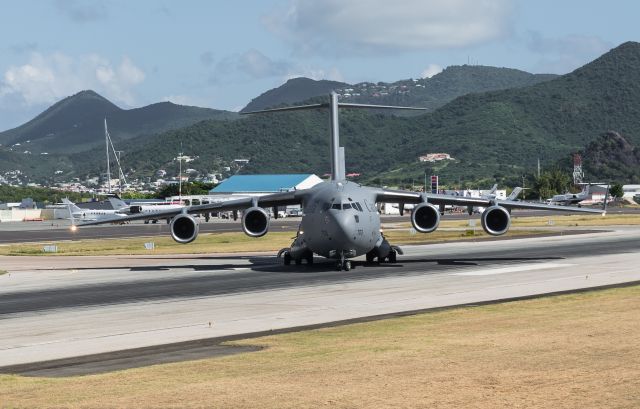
[0, 0, 638, 131]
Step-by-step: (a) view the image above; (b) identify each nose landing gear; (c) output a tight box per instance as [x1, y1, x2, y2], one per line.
[336, 257, 352, 271]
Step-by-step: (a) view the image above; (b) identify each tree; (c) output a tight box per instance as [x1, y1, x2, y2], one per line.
[609, 183, 624, 199]
[154, 181, 216, 199]
[533, 168, 572, 200]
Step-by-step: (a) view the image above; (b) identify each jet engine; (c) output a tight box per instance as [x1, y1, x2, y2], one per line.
[481, 206, 511, 236]
[410, 203, 440, 233]
[242, 207, 270, 237]
[129, 205, 142, 214]
[170, 213, 199, 244]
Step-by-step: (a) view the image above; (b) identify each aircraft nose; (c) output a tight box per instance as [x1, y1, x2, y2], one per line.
[328, 210, 356, 241]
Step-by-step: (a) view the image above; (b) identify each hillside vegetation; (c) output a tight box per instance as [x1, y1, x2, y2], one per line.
[0, 90, 237, 154]
[242, 66, 557, 114]
[98, 42, 640, 186]
[2, 42, 640, 187]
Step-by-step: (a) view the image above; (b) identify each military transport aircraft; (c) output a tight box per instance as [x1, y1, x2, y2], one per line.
[74, 92, 605, 271]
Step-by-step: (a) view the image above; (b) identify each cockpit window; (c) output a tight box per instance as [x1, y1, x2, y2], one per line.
[332, 203, 341, 210]
[342, 203, 352, 210]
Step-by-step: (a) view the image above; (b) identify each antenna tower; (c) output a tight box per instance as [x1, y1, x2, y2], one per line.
[572, 153, 584, 185]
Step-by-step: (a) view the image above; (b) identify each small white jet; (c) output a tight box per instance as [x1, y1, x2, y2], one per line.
[62, 198, 127, 222]
[108, 197, 187, 224]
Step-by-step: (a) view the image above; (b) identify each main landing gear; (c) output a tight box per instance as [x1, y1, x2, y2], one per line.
[365, 246, 402, 264]
[279, 248, 314, 266]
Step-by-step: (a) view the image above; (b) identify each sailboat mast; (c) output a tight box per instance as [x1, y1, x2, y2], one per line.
[104, 118, 111, 194]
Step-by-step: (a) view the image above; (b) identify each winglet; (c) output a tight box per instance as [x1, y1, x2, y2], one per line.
[66, 201, 78, 232]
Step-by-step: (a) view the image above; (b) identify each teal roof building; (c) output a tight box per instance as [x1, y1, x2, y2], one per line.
[210, 174, 323, 194]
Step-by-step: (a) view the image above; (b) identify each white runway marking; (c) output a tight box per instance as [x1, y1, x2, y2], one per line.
[451, 262, 574, 276]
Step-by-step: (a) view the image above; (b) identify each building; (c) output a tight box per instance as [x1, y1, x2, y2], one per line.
[419, 153, 454, 162]
[209, 174, 323, 196]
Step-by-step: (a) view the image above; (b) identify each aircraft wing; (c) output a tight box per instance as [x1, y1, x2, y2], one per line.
[76, 190, 303, 227]
[375, 189, 605, 214]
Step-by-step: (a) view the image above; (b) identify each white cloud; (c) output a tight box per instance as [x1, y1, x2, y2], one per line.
[526, 32, 613, 74]
[0, 52, 145, 107]
[264, 0, 513, 56]
[421, 64, 443, 78]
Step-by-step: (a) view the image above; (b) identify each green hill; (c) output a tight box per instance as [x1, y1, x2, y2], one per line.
[0, 90, 237, 154]
[4, 42, 640, 186]
[386, 41, 640, 185]
[242, 66, 557, 114]
[583, 131, 640, 182]
[110, 42, 640, 187]
[241, 77, 349, 112]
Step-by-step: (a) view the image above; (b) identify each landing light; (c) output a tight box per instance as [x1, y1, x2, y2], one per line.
[70, 225, 78, 232]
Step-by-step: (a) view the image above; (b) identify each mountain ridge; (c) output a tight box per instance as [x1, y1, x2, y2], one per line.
[0, 90, 237, 154]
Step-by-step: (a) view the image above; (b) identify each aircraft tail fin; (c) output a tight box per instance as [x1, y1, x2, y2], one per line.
[241, 92, 426, 182]
[61, 198, 82, 213]
[108, 196, 128, 210]
[489, 184, 498, 195]
[508, 187, 523, 201]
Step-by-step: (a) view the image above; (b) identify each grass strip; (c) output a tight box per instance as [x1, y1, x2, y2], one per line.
[1, 285, 638, 408]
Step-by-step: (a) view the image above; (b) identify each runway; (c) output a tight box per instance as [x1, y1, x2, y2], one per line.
[0, 206, 636, 244]
[0, 218, 302, 244]
[1, 226, 639, 375]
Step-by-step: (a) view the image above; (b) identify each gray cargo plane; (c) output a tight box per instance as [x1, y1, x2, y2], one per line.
[75, 92, 605, 270]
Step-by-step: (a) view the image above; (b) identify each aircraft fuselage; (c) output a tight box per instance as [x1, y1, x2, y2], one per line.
[298, 180, 382, 259]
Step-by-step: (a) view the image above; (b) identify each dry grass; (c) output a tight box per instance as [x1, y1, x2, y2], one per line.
[386, 213, 635, 232]
[0, 213, 633, 257]
[1, 285, 639, 408]
[0, 228, 549, 257]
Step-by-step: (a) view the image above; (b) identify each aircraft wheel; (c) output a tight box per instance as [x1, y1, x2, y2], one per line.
[343, 260, 352, 271]
[388, 250, 397, 263]
[306, 253, 314, 264]
[283, 252, 292, 266]
[295, 258, 302, 265]
[144, 220, 149, 224]
[378, 256, 386, 263]
[366, 252, 375, 263]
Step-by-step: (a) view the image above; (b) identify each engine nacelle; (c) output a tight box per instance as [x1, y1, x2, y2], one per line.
[242, 207, 270, 237]
[481, 206, 511, 236]
[129, 205, 142, 214]
[411, 203, 440, 233]
[170, 213, 199, 244]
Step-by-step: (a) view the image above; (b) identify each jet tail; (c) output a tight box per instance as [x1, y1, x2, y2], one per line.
[507, 187, 523, 201]
[241, 92, 426, 181]
[61, 198, 82, 214]
[108, 196, 129, 210]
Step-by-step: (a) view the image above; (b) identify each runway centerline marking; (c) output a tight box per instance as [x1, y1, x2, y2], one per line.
[451, 262, 574, 276]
